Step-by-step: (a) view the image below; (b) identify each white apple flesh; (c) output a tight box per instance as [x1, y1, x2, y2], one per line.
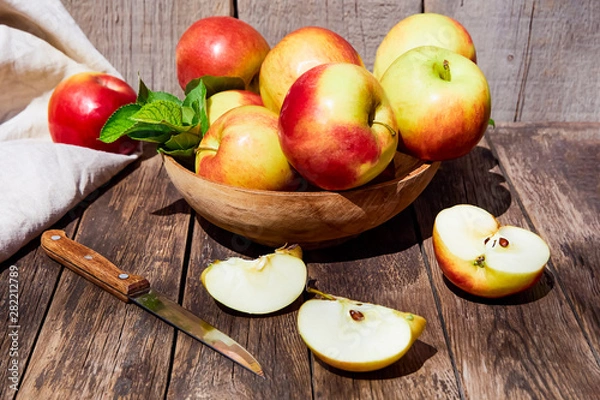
[297, 291, 426, 372]
[201, 245, 307, 314]
[433, 204, 551, 298]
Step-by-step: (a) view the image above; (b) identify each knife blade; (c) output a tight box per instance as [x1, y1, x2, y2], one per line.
[40, 229, 264, 378]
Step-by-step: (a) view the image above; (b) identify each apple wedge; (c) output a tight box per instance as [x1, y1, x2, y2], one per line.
[297, 290, 426, 372]
[201, 245, 307, 314]
[433, 204, 551, 298]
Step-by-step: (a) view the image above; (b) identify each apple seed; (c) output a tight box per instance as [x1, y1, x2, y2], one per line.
[349, 309, 365, 321]
[499, 237, 509, 247]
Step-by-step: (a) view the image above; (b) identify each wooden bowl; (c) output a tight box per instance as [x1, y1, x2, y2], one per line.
[163, 153, 439, 249]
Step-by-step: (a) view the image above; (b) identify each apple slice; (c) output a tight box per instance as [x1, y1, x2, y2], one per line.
[433, 204, 551, 298]
[201, 245, 307, 314]
[297, 289, 426, 372]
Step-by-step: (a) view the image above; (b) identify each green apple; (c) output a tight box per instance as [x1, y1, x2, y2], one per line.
[379, 45, 491, 161]
[278, 62, 398, 191]
[201, 245, 306, 314]
[259, 26, 364, 113]
[297, 289, 426, 372]
[176, 16, 270, 92]
[206, 89, 263, 125]
[373, 12, 477, 79]
[195, 105, 299, 191]
[433, 204, 551, 298]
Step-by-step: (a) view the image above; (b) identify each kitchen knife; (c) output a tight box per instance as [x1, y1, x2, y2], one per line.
[40, 229, 264, 378]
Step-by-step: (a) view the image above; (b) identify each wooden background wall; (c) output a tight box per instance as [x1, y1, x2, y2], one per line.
[62, 0, 600, 124]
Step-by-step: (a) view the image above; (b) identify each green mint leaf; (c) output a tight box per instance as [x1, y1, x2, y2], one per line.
[158, 147, 196, 157]
[131, 100, 183, 127]
[138, 78, 183, 106]
[148, 91, 182, 105]
[100, 104, 142, 143]
[183, 81, 209, 134]
[157, 146, 197, 170]
[184, 75, 245, 97]
[182, 106, 196, 126]
[488, 118, 496, 128]
[163, 131, 201, 151]
[127, 129, 173, 144]
[137, 78, 151, 104]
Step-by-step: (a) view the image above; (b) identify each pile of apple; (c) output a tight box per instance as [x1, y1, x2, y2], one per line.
[174, 13, 492, 192]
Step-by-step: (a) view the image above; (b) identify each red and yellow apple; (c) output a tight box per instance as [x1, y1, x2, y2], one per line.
[433, 204, 551, 298]
[48, 71, 139, 154]
[195, 105, 298, 191]
[175, 16, 270, 92]
[297, 290, 426, 372]
[379, 45, 491, 161]
[206, 89, 263, 125]
[278, 62, 398, 191]
[259, 26, 364, 113]
[373, 12, 477, 79]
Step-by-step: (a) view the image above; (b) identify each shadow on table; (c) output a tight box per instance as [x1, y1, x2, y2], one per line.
[413, 145, 512, 241]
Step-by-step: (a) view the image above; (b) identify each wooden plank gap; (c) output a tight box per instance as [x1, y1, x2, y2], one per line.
[514, 0, 536, 122]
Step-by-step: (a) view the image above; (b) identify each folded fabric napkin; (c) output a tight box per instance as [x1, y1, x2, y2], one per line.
[0, 0, 140, 263]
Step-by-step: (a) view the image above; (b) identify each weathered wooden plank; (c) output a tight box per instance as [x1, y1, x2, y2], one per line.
[488, 122, 600, 361]
[0, 217, 79, 399]
[16, 149, 191, 399]
[413, 128, 600, 399]
[238, 0, 422, 71]
[304, 210, 459, 399]
[427, 0, 600, 122]
[166, 220, 313, 399]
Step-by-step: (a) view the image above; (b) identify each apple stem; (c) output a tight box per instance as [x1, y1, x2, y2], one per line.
[439, 59, 451, 82]
[372, 120, 397, 137]
[306, 286, 336, 300]
[195, 145, 219, 153]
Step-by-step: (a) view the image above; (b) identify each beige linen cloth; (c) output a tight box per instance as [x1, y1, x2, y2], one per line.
[0, 0, 140, 263]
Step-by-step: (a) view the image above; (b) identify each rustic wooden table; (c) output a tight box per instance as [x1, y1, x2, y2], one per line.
[2, 1, 600, 399]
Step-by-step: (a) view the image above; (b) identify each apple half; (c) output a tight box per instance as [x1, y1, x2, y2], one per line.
[201, 245, 306, 314]
[433, 204, 551, 298]
[297, 290, 426, 372]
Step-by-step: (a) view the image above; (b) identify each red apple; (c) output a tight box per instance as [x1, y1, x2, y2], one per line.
[175, 16, 270, 92]
[373, 12, 477, 79]
[48, 72, 139, 154]
[207, 89, 263, 125]
[196, 105, 299, 191]
[379, 46, 491, 161]
[259, 26, 364, 113]
[278, 63, 398, 191]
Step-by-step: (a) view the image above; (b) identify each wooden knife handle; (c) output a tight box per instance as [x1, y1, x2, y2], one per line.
[41, 230, 150, 302]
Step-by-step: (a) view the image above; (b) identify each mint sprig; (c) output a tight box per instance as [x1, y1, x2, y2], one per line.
[99, 78, 217, 165]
